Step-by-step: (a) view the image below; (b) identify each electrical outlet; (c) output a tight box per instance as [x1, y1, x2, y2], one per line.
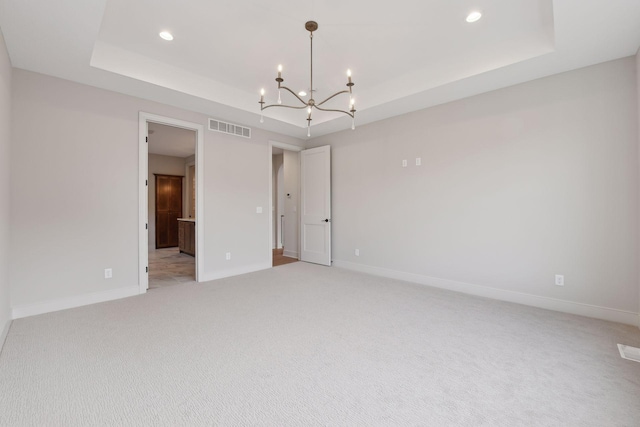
[402, 159, 407, 167]
[355, 249, 360, 256]
[256, 207, 263, 214]
[555, 275, 564, 286]
[225, 252, 231, 261]
[104, 268, 112, 279]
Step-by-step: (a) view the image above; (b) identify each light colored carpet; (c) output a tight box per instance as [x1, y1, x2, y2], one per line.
[1, 262, 639, 426]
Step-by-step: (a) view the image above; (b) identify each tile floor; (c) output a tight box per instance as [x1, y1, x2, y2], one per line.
[149, 247, 298, 289]
[148, 247, 196, 289]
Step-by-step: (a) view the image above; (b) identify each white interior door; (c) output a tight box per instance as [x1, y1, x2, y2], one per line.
[300, 145, 331, 266]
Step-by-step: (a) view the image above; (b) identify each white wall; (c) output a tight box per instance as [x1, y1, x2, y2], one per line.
[10, 69, 304, 311]
[309, 57, 639, 323]
[283, 150, 299, 258]
[148, 153, 188, 249]
[0, 29, 11, 344]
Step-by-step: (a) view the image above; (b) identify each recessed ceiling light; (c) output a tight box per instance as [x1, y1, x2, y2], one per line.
[298, 91, 307, 97]
[466, 11, 482, 23]
[159, 31, 174, 41]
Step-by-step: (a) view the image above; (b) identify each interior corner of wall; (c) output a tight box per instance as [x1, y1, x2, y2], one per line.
[0, 316, 11, 354]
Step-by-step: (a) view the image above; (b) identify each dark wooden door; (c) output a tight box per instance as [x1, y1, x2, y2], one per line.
[156, 174, 183, 248]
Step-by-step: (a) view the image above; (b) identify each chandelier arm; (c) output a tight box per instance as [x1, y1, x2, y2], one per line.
[316, 90, 350, 107]
[278, 85, 309, 106]
[314, 105, 354, 118]
[262, 103, 309, 111]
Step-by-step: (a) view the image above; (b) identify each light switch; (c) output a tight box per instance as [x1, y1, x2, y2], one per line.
[402, 160, 407, 167]
[416, 157, 422, 166]
[256, 207, 263, 214]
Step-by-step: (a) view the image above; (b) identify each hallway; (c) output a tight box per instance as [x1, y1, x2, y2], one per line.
[148, 248, 196, 289]
[273, 248, 298, 267]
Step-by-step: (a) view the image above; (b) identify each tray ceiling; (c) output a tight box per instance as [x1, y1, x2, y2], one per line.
[1, 0, 639, 139]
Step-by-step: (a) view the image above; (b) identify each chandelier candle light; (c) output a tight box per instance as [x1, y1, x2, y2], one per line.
[259, 21, 356, 137]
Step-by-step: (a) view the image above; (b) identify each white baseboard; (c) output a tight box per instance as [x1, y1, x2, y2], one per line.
[11, 286, 140, 319]
[0, 317, 11, 354]
[283, 250, 298, 259]
[199, 262, 271, 282]
[333, 260, 640, 327]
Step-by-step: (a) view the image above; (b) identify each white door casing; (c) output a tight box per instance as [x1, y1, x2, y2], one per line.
[139, 112, 204, 293]
[300, 145, 331, 266]
[276, 164, 284, 249]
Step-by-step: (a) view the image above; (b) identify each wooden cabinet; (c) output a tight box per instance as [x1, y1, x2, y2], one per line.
[155, 174, 183, 249]
[178, 220, 196, 257]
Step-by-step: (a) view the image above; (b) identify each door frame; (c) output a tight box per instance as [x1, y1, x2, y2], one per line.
[139, 112, 204, 294]
[268, 140, 303, 267]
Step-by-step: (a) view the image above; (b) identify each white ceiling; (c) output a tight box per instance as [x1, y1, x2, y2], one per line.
[148, 122, 196, 158]
[1, 1, 639, 140]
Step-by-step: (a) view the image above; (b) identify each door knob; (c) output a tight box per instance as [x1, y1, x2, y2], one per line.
[323, 219, 331, 223]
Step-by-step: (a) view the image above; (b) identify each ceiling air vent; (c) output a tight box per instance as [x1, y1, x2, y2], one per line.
[208, 118, 251, 139]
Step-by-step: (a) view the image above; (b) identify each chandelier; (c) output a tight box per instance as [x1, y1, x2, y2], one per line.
[259, 21, 356, 137]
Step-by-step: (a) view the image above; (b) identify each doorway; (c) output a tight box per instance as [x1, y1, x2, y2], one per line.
[269, 141, 302, 267]
[269, 141, 333, 267]
[147, 124, 195, 289]
[138, 113, 204, 294]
